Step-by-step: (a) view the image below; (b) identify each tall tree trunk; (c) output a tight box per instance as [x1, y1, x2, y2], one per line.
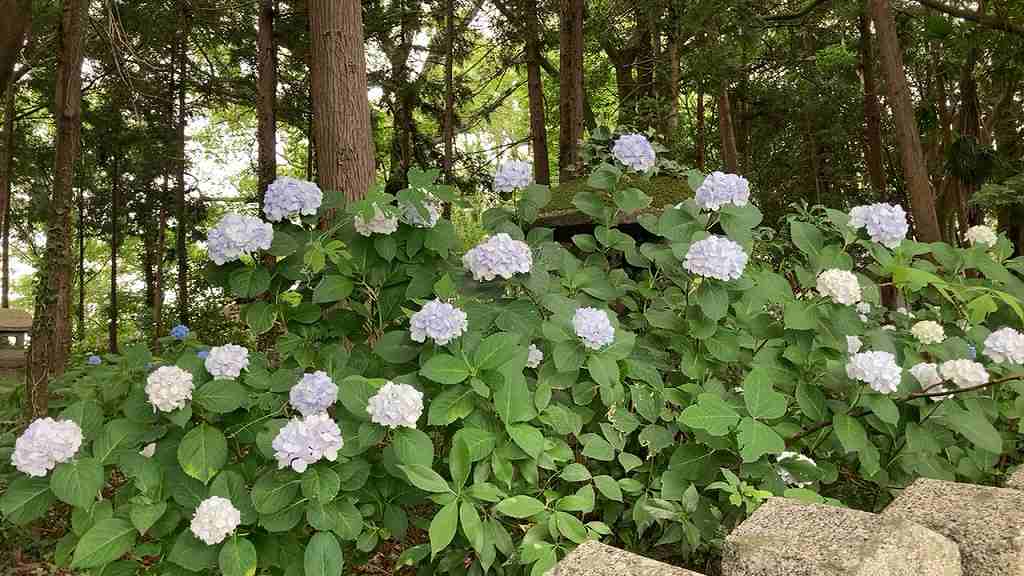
[663, 21, 681, 138]
[442, 0, 455, 183]
[558, 0, 584, 181]
[153, 198, 167, 349]
[524, 0, 550, 185]
[28, 0, 84, 418]
[696, 82, 705, 170]
[859, 10, 886, 196]
[611, 59, 636, 128]
[77, 186, 84, 338]
[870, 0, 942, 242]
[956, 47, 981, 231]
[0, 0, 31, 100]
[257, 0, 277, 206]
[109, 151, 120, 354]
[309, 0, 376, 204]
[718, 80, 739, 173]
[0, 84, 13, 307]
[175, 0, 190, 327]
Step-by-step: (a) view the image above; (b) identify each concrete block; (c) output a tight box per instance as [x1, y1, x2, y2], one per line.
[547, 540, 705, 576]
[1006, 467, 1024, 492]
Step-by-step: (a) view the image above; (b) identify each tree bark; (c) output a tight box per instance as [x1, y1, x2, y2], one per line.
[0, 84, 13, 307]
[859, 10, 887, 196]
[558, 0, 584, 180]
[718, 80, 739, 173]
[524, 0, 550, 185]
[443, 0, 456, 183]
[257, 0, 277, 206]
[175, 0, 190, 327]
[27, 0, 84, 418]
[309, 0, 376, 205]
[109, 151, 120, 354]
[77, 186, 84, 338]
[696, 82, 705, 170]
[0, 0, 31, 100]
[870, 0, 942, 242]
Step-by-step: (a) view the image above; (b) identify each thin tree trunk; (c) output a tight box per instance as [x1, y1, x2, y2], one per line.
[0, 0, 31, 100]
[153, 198, 167, 350]
[77, 186, 84, 338]
[309, 0, 376, 205]
[175, 0, 190, 327]
[696, 82, 705, 170]
[443, 0, 455, 183]
[109, 151, 119, 354]
[718, 80, 739, 173]
[558, 0, 584, 181]
[257, 0, 277, 206]
[956, 47, 981, 230]
[27, 0, 84, 418]
[524, 0, 550, 185]
[870, 0, 942, 242]
[859, 9, 886, 195]
[0, 84, 13, 307]
[663, 25, 680, 138]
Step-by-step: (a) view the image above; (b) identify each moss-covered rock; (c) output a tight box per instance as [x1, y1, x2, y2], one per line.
[536, 175, 694, 228]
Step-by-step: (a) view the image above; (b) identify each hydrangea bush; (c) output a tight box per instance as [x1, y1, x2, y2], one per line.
[4, 160, 1024, 576]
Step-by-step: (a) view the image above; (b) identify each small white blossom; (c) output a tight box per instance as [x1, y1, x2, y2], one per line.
[494, 160, 533, 192]
[909, 362, 943, 395]
[848, 203, 909, 248]
[895, 306, 915, 318]
[189, 496, 241, 545]
[983, 327, 1024, 365]
[846, 336, 863, 355]
[204, 344, 250, 379]
[694, 171, 751, 211]
[573, 308, 615, 350]
[612, 133, 656, 172]
[367, 382, 424, 429]
[410, 299, 468, 346]
[399, 191, 443, 228]
[939, 359, 989, 388]
[263, 176, 322, 222]
[145, 366, 195, 413]
[846, 351, 902, 394]
[354, 204, 399, 237]
[462, 233, 533, 281]
[816, 269, 862, 305]
[139, 443, 157, 458]
[911, 321, 945, 345]
[856, 303, 872, 315]
[11, 418, 83, 477]
[289, 371, 338, 417]
[207, 214, 274, 265]
[776, 451, 816, 488]
[272, 413, 344, 473]
[882, 324, 896, 331]
[683, 236, 748, 281]
[965, 225, 998, 248]
[526, 344, 544, 369]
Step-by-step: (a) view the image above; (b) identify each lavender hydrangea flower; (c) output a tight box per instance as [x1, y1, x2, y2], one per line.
[272, 413, 344, 473]
[612, 133, 656, 172]
[848, 203, 909, 248]
[694, 172, 751, 211]
[170, 324, 190, 340]
[11, 418, 83, 477]
[573, 308, 615, 350]
[409, 299, 468, 346]
[190, 496, 241, 545]
[366, 382, 424, 429]
[983, 327, 1024, 365]
[354, 203, 399, 237]
[197, 349, 210, 360]
[145, 366, 195, 412]
[263, 176, 323, 222]
[207, 214, 274, 265]
[683, 236, 748, 281]
[494, 160, 532, 192]
[526, 344, 543, 369]
[204, 344, 250, 379]
[86, 355, 102, 366]
[399, 191, 443, 229]
[462, 233, 533, 281]
[846, 350, 901, 394]
[289, 371, 338, 417]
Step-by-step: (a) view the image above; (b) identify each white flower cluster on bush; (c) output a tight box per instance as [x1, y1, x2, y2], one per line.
[574, 308, 615, 350]
[410, 299, 468, 346]
[354, 203, 399, 237]
[612, 133, 656, 172]
[11, 418, 83, 477]
[776, 451, 816, 488]
[367, 382, 424, 429]
[204, 344, 249, 379]
[463, 233, 533, 281]
[965, 225, 998, 248]
[272, 413, 344, 473]
[939, 359, 989, 388]
[846, 336, 863, 355]
[816, 269, 861, 305]
[526, 344, 544, 369]
[263, 176, 322, 222]
[207, 214, 274, 265]
[400, 191, 443, 228]
[145, 366, 194, 412]
[846, 351, 901, 394]
[694, 171, 750, 211]
[909, 362, 948, 399]
[289, 371, 338, 417]
[911, 321, 945, 345]
[983, 327, 1024, 364]
[189, 496, 241, 545]
[683, 236, 748, 281]
[494, 160, 532, 192]
[848, 203, 908, 248]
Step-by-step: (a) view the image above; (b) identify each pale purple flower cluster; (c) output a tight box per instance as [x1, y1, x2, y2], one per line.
[11, 418, 83, 477]
[354, 203, 399, 237]
[204, 344, 249, 379]
[494, 160, 533, 192]
[145, 366, 195, 412]
[366, 382, 424, 429]
[526, 344, 544, 369]
[207, 214, 274, 265]
[983, 327, 1024, 365]
[86, 355, 102, 366]
[400, 191, 443, 228]
[846, 350, 901, 394]
[190, 496, 241, 545]
[272, 413, 344, 473]
[263, 176, 322, 222]
[289, 371, 338, 417]
[683, 236, 748, 281]
[612, 134, 656, 172]
[694, 172, 751, 211]
[573, 307, 615, 350]
[462, 233, 533, 281]
[848, 203, 908, 248]
[410, 299, 468, 346]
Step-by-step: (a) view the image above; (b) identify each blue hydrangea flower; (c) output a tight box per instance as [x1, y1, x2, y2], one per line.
[263, 176, 322, 222]
[289, 371, 338, 417]
[86, 355, 102, 366]
[170, 324, 190, 340]
[207, 214, 274, 265]
[694, 171, 751, 211]
[573, 308, 615, 350]
[848, 203, 908, 248]
[612, 134, 657, 172]
[494, 160, 533, 193]
[683, 236, 749, 281]
[462, 233, 533, 281]
[409, 299, 468, 346]
[967, 345, 977, 360]
[197, 349, 209, 360]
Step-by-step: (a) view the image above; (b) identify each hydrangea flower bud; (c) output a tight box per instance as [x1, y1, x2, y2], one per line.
[526, 344, 544, 369]
[204, 344, 249, 379]
[694, 171, 751, 211]
[494, 160, 532, 192]
[939, 359, 989, 388]
[207, 214, 274, 265]
[965, 225, 997, 248]
[263, 176, 322, 222]
[846, 350, 901, 394]
[197, 349, 209, 360]
[848, 203, 908, 248]
[289, 371, 338, 417]
[776, 451, 816, 488]
[573, 308, 615, 350]
[683, 236, 748, 281]
[983, 327, 1024, 365]
[462, 233, 533, 281]
[410, 299, 468, 346]
[399, 191, 443, 229]
[816, 269, 862, 305]
[145, 366, 195, 412]
[354, 203, 399, 237]
[272, 413, 344, 473]
[190, 496, 241, 545]
[910, 321, 945, 345]
[612, 133, 656, 172]
[11, 418, 83, 477]
[367, 382, 424, 429]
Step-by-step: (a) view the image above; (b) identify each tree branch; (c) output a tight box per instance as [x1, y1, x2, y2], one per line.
[763, 0, 833, 22]
[914, 0, 1024, 36]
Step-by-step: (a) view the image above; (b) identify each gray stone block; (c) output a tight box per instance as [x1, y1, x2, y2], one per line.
[882, 478, 1024, 576]
[1006, 467, 1024, 492]
[722, 497, 961, 576]
[546, 540, 705, 576]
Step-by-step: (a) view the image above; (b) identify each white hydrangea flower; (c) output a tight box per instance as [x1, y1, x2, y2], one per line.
[189, 496, 241, 545]
[909, 362, 943, 388]
[462, 233, 533, 281]
[895, 306, 915, 318]
[965, 225, 998, 248]
[911, 321, 945, 345]
[410, 299, 468, 346]
[939, 359, 989, 388]
[846, 336, 863, 355]
[612, 133, 656, 172]
[11, 418, 83, 477]
[856, 303, 871, 315]
[694, 171, 751, 211]
[354, 203, 399, 237]
[683, 236, 749, 281]
[494, 160, 533, 192]
[776, 451, 816, 488]
[145, 366, 195, 412]
[399, 191, 443, 229]
[366, 382, 424, 429]
[848, 203, 909, 248]
[272, 413, 344, 473]
[263, 176, 322, 222]
[846, 351, 902, 394]
[207, 214, 274, 265]
[573, 308, 615, 350]
[816, 269, 862, 305]
[526, 344, 544, 369]
[139, 443, 157, 458]
[983, 327, 1024, 365]
[289, 371, 338, 417]
[882, 324, 896, 331]
[204, 344, 250, 379]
